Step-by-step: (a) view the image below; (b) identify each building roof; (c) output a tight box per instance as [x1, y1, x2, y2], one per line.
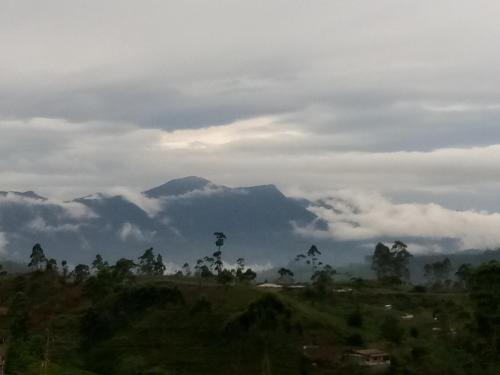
[352, 349, 389, 357]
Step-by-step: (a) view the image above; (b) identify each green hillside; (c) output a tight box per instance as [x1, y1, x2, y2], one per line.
[0, 265, 495, 375]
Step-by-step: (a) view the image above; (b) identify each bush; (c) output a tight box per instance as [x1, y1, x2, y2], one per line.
[413, 285, 427, 293]
[346, 310, 363, 327]
[346, 334, 364, 346]
[380, 315, 404, 343]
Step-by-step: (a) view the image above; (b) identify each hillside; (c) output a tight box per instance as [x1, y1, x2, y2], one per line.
[0, 263, 495, 375]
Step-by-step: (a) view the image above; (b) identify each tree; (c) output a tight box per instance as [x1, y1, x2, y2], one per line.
[73, 264, 90, 283]
[380, 315, 404, 343]
[311, 264, 336, 296]
[195, 258, 213, 278]
[28, 243, 47, 271]
[456, 263, 472, 288]
[469, 261, 500, 351]
[371, 241, 412, 283]
[240, 268, 257, 283]
[182, 262, 191, 276]
[153, 254, 166, 275]
[306, 245, 322, 272]
[217, 269, 235, 285]
[424, 258, 452, 286]
[92, 254, 108, 272]
[61, 260, 69, 280]
[295, 245, 323, 275]
[112, 258, 136, 281]
[214, 232, 226, 251]
[232, 294, 293, 375]
[138, 248, 156, 275]
[213, 232, 227, 275]
[277, 268, 294, 284]
[45, 258, 58, 273]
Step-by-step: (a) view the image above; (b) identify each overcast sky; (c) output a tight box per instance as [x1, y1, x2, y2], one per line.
[3, 1, 500, 250]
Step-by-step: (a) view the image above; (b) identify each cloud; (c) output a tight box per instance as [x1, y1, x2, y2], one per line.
[26, 217, 81, 233]
[295, 190, 500, 251]
[118, 222, 155, 242]
[1, 1, 500, 218]
[106, 188, 163, 217]
[0, 192, 96, 219]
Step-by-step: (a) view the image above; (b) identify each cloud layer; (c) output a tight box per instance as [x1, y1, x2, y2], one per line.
[2, 1, 500, 248]
[297, 191, 500, 251]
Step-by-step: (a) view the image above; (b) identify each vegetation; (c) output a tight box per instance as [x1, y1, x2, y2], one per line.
[0, 239, 499, 374]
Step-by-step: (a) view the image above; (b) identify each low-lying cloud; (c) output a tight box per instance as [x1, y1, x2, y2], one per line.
[296, 190, 500, 251]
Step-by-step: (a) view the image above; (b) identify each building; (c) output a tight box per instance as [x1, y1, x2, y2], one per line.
[343, 349, 391, 367]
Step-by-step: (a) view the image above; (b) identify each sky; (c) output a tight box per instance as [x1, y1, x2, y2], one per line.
[3, 1, 500, 251]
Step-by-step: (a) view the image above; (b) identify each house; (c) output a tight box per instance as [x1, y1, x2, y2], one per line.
[257, 283, 283, 288]
[343, 349, 391, 367]
[335, 288, 353, 293]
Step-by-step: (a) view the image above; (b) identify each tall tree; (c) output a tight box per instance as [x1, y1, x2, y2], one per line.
[424, 258, 452, 286]
[182, 262, 191, 276]
[91, 254, 108, 272]
[45, 258, 58, 273]
[112, 258, 136, 281]
[469, 261, 500, 354]
[456, 263, 473, 288]
[311, 264, 336, 296]
[28, 243, 47, 271]
[72, 264, 90, 283]
[277, 268, 294, 284]
[153, 254, 166, 275]
[371, 241, 412, 283]
[138, 248, 156, 275]
[213, 232, 227, 275]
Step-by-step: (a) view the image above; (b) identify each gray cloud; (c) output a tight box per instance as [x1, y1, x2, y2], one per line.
[1, 0, 500, 236]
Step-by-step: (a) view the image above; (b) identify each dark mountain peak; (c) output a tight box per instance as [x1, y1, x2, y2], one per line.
[241, 184, 285, 197]
[0, 190, 47, 200]
[144, 176, 214, 198]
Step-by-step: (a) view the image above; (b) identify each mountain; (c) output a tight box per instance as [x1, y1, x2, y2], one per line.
[0, 177, 363, 266]
[144, 176, 213, 197]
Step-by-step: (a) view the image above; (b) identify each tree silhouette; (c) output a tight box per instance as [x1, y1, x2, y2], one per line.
[455, 263, 472, 288]
[213, 232, 226, 276]
[424, 258, 452, 286]
[45, 258, 58, 273]
[311, 264, 336, 296]
[277, 268, 294, 284]
[92, 254, 108, 272]
[112, 258, 136, 281]
[28, 243, 47, 271]
[182, 262, 191, 276]
[61, 260, 69, 281]
[372, 241, 412, 283]
[73, 264, 90, 283]
[153, 254, 166, 275]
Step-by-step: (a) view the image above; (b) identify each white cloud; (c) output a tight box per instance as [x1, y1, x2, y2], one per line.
[0, 192, 96, 219]
[296, 190, 500, 251]
[106, 188, 163, 217]
[118, 222, 155, 242]
[26, 217, 81, 233]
